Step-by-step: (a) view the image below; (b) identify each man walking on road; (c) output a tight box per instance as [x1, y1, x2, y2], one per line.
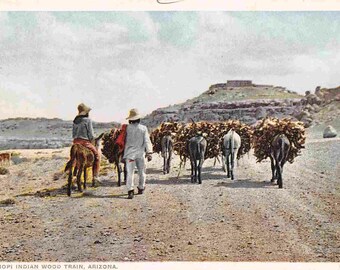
[123, 108, 153, 199]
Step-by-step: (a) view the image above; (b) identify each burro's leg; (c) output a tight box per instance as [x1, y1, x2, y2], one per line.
[77, 164, 84, 192]
[230, 149, 235, 180]
[67, 166, 73, 196]
[270, 156, 276, 182]
[194, 159, 199, 183]
[123, 161, 127, 184]
[231, 148, 239, 180]
[277, 162, 283, 189]
[221, 155, 226, 173]
[225, 150, 231, 178]
[117, 161, 122, 187]
[198, 158, 204, 184]
[167, 150, 172, 174]
[83, 167, 87, 190]
[163, 153, 167, 175]
[190, 158, 195, 183]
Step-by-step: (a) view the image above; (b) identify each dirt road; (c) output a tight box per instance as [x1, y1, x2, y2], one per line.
[0, 137, 339, 262]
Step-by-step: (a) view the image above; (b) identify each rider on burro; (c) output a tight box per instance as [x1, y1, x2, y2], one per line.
[72, 103, 100, 181]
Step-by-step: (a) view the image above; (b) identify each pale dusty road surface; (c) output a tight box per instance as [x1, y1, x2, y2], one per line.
[0, 137, 339, 262]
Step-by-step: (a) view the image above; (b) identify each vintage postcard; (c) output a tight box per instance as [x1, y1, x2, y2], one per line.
[0, 1, 339, 269]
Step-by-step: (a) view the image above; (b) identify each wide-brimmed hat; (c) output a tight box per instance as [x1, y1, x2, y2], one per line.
[77, 103, 91, 116]
[126, 108, 141, 121]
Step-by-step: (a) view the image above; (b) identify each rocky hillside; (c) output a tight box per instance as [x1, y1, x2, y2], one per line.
[0, 85, 338, 150]
[0, 118, 118, 150]
[143, 83, 339, 129]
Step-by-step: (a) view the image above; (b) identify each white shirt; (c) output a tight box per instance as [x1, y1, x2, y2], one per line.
[123, 123, 153, 160]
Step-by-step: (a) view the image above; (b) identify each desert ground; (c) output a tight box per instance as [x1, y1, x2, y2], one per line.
[0, 129, 339, 262]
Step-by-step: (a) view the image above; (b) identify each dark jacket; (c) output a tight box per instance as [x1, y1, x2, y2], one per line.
[72, 115, 94, 141]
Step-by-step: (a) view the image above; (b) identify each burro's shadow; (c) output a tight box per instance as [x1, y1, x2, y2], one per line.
[95, 178, 120, 187]
[15, 182, 127, 199]
[16, 185, 68, 198]
[146, 167, 163, 174]
[147, 176, 193, 185]
[146, 165, 228, 185]
[215, 179, 275, 189]
[71, 192, 127, 200]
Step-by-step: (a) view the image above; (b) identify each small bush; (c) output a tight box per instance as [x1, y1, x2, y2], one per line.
[11, 152, 21, 157]
[0, 198, 16, 205]
[11, 156, 29, 165]
[0, 167, 9, 175]
[53, 171, 64, 181]
[52, 154, 64, 160]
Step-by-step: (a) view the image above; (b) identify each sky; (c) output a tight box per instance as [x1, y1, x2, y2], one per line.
[0, 11, 339, 122]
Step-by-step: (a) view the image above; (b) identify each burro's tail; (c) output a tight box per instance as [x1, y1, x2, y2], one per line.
[65, 145, 77, 172]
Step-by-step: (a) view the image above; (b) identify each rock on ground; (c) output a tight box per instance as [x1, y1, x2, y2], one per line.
[323, 125, 337, 138]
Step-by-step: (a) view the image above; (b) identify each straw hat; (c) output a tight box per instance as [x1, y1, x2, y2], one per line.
[77, 103, 91, 116]
[126, 108, 141, 121]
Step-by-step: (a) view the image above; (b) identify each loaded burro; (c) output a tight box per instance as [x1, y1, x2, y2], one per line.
[65, 103, 306, 198]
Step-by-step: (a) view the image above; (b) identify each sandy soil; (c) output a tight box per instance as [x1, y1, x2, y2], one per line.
[0, 135, 339, 262]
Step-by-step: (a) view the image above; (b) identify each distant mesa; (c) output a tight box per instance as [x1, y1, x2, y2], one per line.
[207, 80, 281, 95]
[213, 80, 274, 88]
[226, 80, 253, 87]
[143, 81, 339, 129]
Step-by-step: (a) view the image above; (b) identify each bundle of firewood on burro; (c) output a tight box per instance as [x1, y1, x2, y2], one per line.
[101, 127, 126, 186]
[252, 117, 306, 188]
[216, 120, 253, 159]
[150, 122, 182, 154]
[151, 120, 253, 160]
[172, 120, 252, 160]
[150, 120, 253, 167]
[102, 128, 120, 163]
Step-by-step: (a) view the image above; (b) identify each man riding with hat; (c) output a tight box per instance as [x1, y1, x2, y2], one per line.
[123, 108, 153, 199]
[72, 103, 100, 182]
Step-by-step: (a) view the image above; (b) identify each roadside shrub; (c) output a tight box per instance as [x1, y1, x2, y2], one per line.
[11, 156, 30, 165]
[10, 152, 21, 157]
[0, 167, 9, 175]
[0, 198, 16, 205]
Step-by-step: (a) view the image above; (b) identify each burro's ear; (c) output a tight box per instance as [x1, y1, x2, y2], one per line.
[96, 133, 104, 141]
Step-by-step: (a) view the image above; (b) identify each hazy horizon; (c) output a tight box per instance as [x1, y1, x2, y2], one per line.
[0, 12, 339, 122]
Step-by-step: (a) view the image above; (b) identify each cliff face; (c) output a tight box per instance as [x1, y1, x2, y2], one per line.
[143, 84, 339, 129]
[144, 98, 303, 126]
[143, 84, 304, 128]
[315, 86, 340, 102]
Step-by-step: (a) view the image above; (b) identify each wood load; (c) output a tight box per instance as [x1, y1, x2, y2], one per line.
[150, 120, 253, 160]
[216, 120, 253, 159]
[102, 128, 120, 163]
[150, 122, 182, 154]
[252, 117, 306, 163]
[173, 121, 218, 160]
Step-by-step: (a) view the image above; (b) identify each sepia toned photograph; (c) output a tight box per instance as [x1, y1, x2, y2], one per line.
[0, 9, 339, 264]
